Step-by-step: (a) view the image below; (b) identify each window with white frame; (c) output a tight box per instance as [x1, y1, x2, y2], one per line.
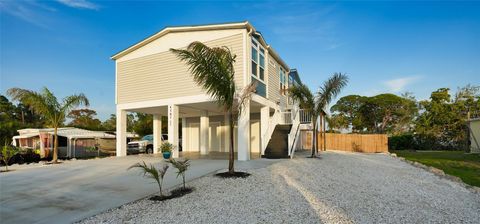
[279, 67, 287, 95]
[251, 38, 265, 82]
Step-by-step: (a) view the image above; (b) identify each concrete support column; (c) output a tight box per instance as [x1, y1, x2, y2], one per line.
[224, 113, 231, 153]
[182, 117, 187, 152]
[200, 111, 209, 155]
[67, 138, 71, 158]
[260, 106, 270, 155]
[237, 100, 250, 161]
[116, 108, 127, 157]
[153, 114, 162, 154]
[168, 104, 179, 158]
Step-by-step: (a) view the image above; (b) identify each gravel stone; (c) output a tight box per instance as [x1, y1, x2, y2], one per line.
[80, 151, 480, 224]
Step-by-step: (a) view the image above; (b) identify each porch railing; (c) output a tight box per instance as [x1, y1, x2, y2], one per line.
[261, 106, 314, 157]
[299, 109, 312, 124]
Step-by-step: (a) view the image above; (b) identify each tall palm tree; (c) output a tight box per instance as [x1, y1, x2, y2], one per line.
[7, 87, 89, 163]
[289, 73, 348, 157]
[170, 42, 254, 174]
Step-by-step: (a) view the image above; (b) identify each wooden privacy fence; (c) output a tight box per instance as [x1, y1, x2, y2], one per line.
[300, 131, 388, 153]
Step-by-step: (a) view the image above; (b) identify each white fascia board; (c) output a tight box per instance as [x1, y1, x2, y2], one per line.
[116, 94, 214, 110]
[251, 94, 280, 111]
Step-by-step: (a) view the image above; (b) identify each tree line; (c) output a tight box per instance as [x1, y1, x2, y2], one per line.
[1, 94, 159, 144]
[329, 85, 480, 150]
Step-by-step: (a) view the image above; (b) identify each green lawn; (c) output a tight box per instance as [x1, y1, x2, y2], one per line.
[391, 150, 480, 187]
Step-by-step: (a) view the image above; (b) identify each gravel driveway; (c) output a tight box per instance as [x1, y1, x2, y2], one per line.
[81, 151, 480, 224]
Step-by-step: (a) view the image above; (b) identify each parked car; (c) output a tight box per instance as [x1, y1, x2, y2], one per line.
[127, 134, 182, 154]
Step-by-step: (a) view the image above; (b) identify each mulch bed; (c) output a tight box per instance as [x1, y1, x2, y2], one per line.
[43, 161, 63, 165]
[215, 171, 251, 178]
[149, 187, 194, 201]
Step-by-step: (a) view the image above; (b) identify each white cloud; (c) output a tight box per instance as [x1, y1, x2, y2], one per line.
[0, 1, 49, 27]
[56, 0, 99, 10]
[383, 76, 421, 92]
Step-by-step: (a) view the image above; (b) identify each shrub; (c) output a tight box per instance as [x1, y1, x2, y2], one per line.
[128, 161, 169, 197]
[352, 142, 362, 152]
[167, 158, 190, 190]
[389, 134, 415, 150]
[1, 144, 20, 171]
[389, 133, 463, 151]
[12, 148, 41, 164]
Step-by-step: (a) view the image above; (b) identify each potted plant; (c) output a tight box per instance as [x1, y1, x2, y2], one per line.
[160, 141, 173, 159]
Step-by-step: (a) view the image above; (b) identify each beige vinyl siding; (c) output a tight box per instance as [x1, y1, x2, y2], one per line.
[267, 56, 287, 106]
[117, 33, 244, 104]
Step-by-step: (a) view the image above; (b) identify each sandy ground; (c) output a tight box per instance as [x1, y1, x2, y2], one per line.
[81, 151, 480, 224]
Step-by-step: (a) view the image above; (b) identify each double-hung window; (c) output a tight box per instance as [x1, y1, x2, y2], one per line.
[251, 39, 265, 82]
[251, 38, 267, 97]
[279, 67, 287, 95]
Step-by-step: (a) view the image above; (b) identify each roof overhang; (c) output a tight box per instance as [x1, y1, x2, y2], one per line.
[111, 21, 249, 60]
[110, 21, 290, 71]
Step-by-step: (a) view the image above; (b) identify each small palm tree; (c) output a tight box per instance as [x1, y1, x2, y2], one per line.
[7, 87, 89, 163]
[1, 143, 19, 172]
[167, 158, 190, 190]
[289, 73, 348, 157]
[170, 42, 254, 175]
[129, 161, 169, 197]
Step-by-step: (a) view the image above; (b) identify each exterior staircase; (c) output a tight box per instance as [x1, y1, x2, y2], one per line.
[262, 106, 311, 159]
[263, 124, 292, 158]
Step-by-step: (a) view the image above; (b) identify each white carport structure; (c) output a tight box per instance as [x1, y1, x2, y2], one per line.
[116, 94, 275, 160]
[13, 127, 116, 158]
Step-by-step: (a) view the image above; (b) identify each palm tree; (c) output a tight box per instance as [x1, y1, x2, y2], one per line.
[7, 87, 89, 163]
[289, 73, 348, 157]
[129, 162, 169, 197]
[170, 42, 254, 175]
[167, 158, 191, 190]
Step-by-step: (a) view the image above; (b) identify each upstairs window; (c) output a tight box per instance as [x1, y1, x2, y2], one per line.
[279, 67, 287, 95]
[251, 47, 258, 77]
[251, 39, 265, 82]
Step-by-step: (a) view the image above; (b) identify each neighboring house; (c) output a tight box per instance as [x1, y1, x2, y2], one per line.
[468, 118, 480, 153]
[12, 127, 138, 158]
[112, 21, 311, 160]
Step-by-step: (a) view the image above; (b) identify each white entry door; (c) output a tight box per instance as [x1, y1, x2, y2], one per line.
[188, 123, 200, 152]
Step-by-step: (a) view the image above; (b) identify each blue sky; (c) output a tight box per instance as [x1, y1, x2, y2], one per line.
[1, 0, 479, 120]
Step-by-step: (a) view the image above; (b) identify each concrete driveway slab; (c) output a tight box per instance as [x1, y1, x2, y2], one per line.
[0, 154, 272, 224]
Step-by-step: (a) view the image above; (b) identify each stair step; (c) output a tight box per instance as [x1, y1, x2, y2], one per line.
[264, 124, 292, 159]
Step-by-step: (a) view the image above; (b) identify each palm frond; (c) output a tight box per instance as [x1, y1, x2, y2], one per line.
[41, 87, 60, 112]
[128, 161, 160, 180]
[170, 42, 236, 111]
[158, 163, 169, 179]
[316, 73, 349, 113]
[60, 93, 90, 121]
[237, 82, 257, 114]
[7, 88, 55, 123]
[288, 84, 315, 112]
[167, 158, 190, 178]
